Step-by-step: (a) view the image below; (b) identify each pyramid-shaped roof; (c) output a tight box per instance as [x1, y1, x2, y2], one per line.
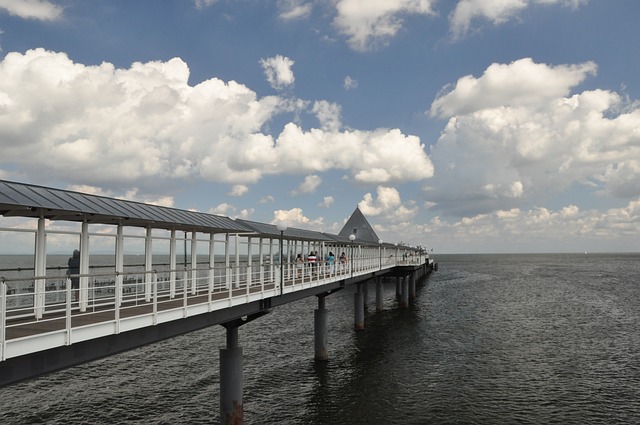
[338, 207, 380, 244]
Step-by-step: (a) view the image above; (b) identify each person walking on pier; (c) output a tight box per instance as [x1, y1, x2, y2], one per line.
[326, 251, 335, 274]
[339, 252, 347, 273]
[67, 249, 80, 302]
[295, 253, 304, 278]
[307, 251, 317, 276]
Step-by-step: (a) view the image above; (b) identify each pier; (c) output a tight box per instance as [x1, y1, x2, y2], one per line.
[0, 180, 434, 424]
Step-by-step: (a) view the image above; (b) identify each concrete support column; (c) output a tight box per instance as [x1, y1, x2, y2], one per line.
[362, 280, 368, 309]
[220, 325, 243, 425]
[314, 295, 328, 361]
[409, 273, 416, 300]
[395, 276, 401, 299]
[375, 277, 383, 312]
[354, 284, 365, 330]
[400, 276, 409, 308]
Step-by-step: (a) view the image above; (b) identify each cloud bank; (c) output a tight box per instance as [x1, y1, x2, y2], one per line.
[0, 49, 434, 193]
[426, 58, 640, 217]
[0, 0, 62, 21]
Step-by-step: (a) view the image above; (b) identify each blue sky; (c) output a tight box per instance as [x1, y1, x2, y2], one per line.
[0, 0, 639, 253]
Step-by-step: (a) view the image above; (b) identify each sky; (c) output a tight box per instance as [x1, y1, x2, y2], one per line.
[0, 0, 639, 254]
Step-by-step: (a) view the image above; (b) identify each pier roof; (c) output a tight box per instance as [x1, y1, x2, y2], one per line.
[235, 219, 333, 242]
[0, 180, 249, 233]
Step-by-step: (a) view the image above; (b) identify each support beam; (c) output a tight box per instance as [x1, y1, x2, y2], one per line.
[395, 276, 401, 299]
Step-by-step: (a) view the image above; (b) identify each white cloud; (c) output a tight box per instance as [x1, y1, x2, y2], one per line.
[598, 160, 640, 198]
[209, 203, 253, 219]
[258, 195, 275, 204]
[430, 58, 597, 118]
[238, 208, 254, 219]
[278, 0, 312, 21]
[312, 100, 341, 132]
[260, 55, 295, 90]
[449, 0, 588, 40]
[0, 49, 433, 192]
[272, 207, 324, 230]
[333, 0, 436, 51]
[210, 203, 234, 216]
[413, 199, 640, 254]
[292, 174, 322, 195]
[194, 0, 218, 9]
[120, 188, 175, 207]
[228, 184, 249, 197]
[358, 186, 418, 222]
[344, 76, 358, 90]
[319, 196, 334, 208]
[0, 0, 63, 21]
[426, 58, 640, 217]
[276, 124, 434, 184]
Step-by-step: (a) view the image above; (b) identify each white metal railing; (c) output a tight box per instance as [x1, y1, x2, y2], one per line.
[0, 256, 402, 362]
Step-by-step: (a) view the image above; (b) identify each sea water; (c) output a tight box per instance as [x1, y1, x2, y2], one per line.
[1, 253, 639, 424]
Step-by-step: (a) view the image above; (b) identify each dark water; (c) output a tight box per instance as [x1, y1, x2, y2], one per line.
[2, 253, 640, 424]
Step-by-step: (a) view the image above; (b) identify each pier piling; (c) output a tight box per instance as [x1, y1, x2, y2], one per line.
[375, 277, 383, 312]
[220, 325, 243, 425]
[354, 284, 365, 330]
[314, 295, 329, 361]
[400, 276, 409, 308]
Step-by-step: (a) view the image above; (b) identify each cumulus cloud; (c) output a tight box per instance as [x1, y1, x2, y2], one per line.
[0, 0, 63, 21]
[426, 58, 640, 217]
[228, 184, 249, 197]
[312, 100, 341, 131]
[260, 55, 295, 90]
[319, 196, 334, 208]
[272, 207, 324, 230]
[358, 186, 418, 222]
[259, 195, 275, 204]
[210, 203, 234, 216]
[276, 124, 434, 183]
[449, 0, 588, 40]
[429, 58, 597, 118]
[344, 76, 358, 90]
[333, 0, 436, 51]
[292, 174, 322, 195]
[413, 199, 640, 253]
[0, 49, 433, 192]
[194, 0, 218, 9]
[278, 0, 312, 21]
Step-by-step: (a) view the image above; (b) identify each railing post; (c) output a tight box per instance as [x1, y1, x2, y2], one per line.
[170, 229, 177, 298]
[191, 231, 198, 295]
[208, 266, 214, 307]
[65, 277, 72, 345]
[34, 215, 46, 319]
[1, 281, 6, 361]
[209, 233, 215, 306]
[115, 272, 121, 334]
[183, 268, 188, 316]
[152, 272, 158, 325]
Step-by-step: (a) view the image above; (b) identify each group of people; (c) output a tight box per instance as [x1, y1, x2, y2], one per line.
[294, 251, 349, 278]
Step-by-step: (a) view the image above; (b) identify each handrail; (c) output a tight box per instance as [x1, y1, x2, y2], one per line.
[0, 256, 406, 362]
